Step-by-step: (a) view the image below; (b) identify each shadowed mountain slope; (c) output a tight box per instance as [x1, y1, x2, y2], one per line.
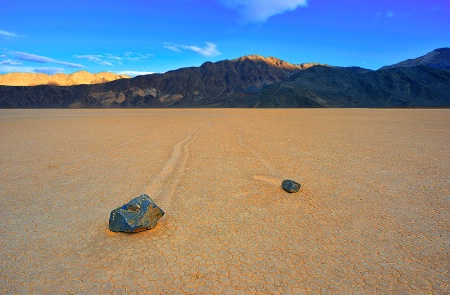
[380, 48, 450, 70]
[231, 65, 450, 108]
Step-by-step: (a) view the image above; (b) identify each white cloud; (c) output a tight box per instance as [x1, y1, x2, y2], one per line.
[33, 67, 65, 74]
[182, 42, 221, 57]
[105, 54, 122, 61]
[75, 55, 102, 62]
[13, 52, 54, 63]
[56, 61, 84, 68]
[75, 52, 153, 65]
[0, 30, 17, 37]
[165, 42, 221, 57]
[220, 0, 308, 23]
[75, 55, 113, 66]
[13, 52, 84, 68]
[164, 45, 182, 52]
[0, 59, 21, 65]
[0, 65, 35, 73]
[116, 71, 155, 77]
[125, 53, 154, 61]
[386, 11, 394, 17]
[0, 65, 63, 74]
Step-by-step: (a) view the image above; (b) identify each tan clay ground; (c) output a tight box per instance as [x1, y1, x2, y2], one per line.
[0, 109, 448, 295]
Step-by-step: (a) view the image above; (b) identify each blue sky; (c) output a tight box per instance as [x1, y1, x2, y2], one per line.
[0, 0, 449, 76]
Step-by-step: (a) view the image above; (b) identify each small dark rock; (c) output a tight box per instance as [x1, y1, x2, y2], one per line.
[109, 194, 164, 233]
[282, 179, 301, 193]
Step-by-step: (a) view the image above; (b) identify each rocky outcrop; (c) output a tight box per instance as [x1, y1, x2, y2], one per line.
[0, 71, 130, 86]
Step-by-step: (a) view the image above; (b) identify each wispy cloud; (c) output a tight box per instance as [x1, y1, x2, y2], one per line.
[75, 55, 113, 66]
[164, 42, 221, 57]
[12, 52, 84, 68]
[122, 53, 154, 62]
[116, 70, 155, 77]
[0, 65, 35, 73]
[75, 52, 153, 65]
[182, 42, 221, 57]
[0, 65, 64, 74]
[105, 54, 122, 62]
[220, 0, 308, 23]
[164, 45, 182, 52]
[13, 52, 54, 63]
[0, 59, 21, 65]
[0, 30, 17, 37]
[33, 67, 65, 74]
[56, 61, 83, 68]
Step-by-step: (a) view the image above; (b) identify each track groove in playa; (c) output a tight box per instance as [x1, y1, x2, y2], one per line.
[144, 117, 214, 213]
[237, 134, 283, 187]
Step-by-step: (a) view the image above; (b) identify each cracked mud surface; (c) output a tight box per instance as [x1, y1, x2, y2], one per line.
[1, 109, 448, 294]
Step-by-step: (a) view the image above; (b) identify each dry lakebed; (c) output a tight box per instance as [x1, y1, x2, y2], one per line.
[0, 108, 448, 294]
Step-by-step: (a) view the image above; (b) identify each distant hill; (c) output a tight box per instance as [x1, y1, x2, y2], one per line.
[380, 48, 450, 70]
[0, 71, 130, 86]
[0, 50, 449, 108]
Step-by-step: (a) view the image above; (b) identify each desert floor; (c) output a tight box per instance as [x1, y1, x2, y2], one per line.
[0, 109, 448, 295]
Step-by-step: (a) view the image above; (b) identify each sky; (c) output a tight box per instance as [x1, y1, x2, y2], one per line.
[0, 0, 449, 76]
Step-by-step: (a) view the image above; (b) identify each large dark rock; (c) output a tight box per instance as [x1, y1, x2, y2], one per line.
[282, 180, 301, 193]
[109, 194, 164, 233]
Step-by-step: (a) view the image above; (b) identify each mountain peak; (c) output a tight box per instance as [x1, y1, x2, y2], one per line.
[232, 55, 321, 71]
[380, 47, 450, 70]
[232, 55, 289, 66]
[233, 54, 270, 61]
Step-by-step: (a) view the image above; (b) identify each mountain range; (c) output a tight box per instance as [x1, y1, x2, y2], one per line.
[0, 48, 449, 108]
[0, 71, 129, 86]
